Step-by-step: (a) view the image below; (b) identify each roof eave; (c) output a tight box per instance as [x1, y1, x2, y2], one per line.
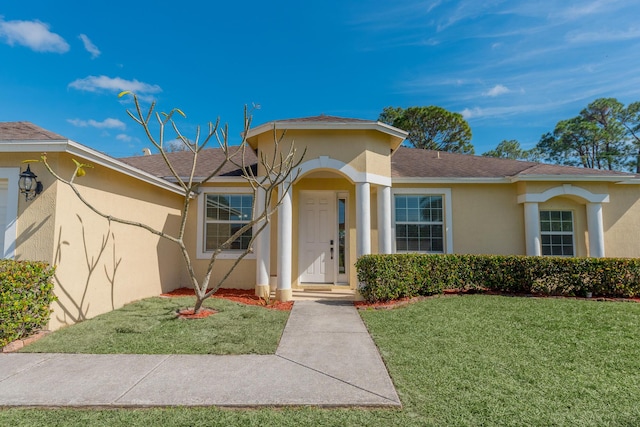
[66, 141, 186, 195]
[245, 121, 408, 150]
[392, 177, 511, 184]
[509, 174, 637, 183]
[0, 139, 185, 196]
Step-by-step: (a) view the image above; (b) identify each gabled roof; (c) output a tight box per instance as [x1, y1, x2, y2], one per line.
[0, 121, 66, 141]
[0, 122, 185, 195]
[245, 115, 408, 151]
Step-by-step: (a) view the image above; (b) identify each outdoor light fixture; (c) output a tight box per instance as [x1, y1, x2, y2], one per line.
[18, 164, 43, 201]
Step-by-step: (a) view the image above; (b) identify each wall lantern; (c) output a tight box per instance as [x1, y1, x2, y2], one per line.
[18, 164, 43, 201]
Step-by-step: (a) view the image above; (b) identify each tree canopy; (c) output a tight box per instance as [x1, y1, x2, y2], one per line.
[534, 98, 640, 172]
[379, 106, 474, 154]
[482, 139, 534, 160]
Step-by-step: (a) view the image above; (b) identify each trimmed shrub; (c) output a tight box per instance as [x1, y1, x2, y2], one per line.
[0, 260, 56, 347]
[356, 254, 640, 302]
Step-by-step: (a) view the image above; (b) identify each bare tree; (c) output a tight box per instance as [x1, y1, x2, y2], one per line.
[42, 92, 303, 313]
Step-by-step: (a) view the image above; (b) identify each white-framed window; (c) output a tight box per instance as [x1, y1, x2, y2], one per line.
[540, 210, 574, 256]
[196, 188, 255, 259]
[392, 188, 453, 254]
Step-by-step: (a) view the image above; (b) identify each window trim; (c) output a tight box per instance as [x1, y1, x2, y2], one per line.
[539, 209, 575, 257]
[391, 188, 453, 254]
[196, 188, 256, 260]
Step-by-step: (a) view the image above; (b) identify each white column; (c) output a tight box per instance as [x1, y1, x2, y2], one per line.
[377, 185, 392, 254]
[276, 183, 293, 301]
[254, 187, 271, 298]
[523, 202, 541, 256]
[586, 202, 605, 257]
[356, 182, 371, 258]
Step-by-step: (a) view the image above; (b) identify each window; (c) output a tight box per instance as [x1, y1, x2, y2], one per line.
[540, 210, 574, 256]
[204, 194, 253, 251]
[395, 195, 444, 253]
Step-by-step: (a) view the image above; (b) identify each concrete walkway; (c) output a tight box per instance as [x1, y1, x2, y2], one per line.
[0, 300, 400, 408]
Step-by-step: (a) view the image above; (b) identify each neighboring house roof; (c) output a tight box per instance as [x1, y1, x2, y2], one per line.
[0, 122, 185, 195]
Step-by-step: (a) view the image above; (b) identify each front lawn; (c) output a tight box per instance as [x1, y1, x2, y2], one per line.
[360, 295, 640, 425]
[4, 295, 640, 426]
[19, 296, 289, 355]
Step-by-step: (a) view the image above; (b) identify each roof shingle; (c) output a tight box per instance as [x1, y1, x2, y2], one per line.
[0, 121, 67, 141]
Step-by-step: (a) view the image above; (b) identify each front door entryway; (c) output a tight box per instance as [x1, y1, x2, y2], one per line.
[299, 191, 336, 283]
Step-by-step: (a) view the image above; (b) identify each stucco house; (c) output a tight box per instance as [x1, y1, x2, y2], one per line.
[2, 118, 640, 330]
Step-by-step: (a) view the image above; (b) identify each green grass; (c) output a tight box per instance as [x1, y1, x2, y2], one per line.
[4, 295, 640, 426]
[19, 296, 289, 355]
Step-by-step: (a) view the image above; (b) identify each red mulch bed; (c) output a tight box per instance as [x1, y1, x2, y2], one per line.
[176, 308, 219, 319]
[354, 288, 640, 310]
[161, 288, 293, 311]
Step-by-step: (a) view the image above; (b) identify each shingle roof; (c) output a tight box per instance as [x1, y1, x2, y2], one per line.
[0, 121, 66, 141]
[2, 121, 634, 181]
[120, 146, 258, 178]
[121, 145, 636, 181]
[391, 147, 634, 179]
[273, 115, 376, 124]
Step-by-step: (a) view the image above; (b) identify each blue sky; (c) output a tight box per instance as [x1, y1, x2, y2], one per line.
[2, 0, 640, 157]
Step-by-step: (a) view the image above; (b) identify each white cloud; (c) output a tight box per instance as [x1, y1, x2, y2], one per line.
[67, 118, 126, 130]
[461, 107, 483, 119]
[68, 75, 162, 96]
[556, 0, 618, 20]
[0, 17, 69, 53]
[567, 27, 640, 43]
[484, 84, 511, 97]
[79, 34, 100, 58]
[116, 134, 133, 142]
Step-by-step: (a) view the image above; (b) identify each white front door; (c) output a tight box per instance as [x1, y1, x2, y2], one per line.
[299, 191, 335, 283]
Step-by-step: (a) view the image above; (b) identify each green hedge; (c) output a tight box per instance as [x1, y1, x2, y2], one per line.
[0, 260, 56, 347]
[356, 254, 640, 302]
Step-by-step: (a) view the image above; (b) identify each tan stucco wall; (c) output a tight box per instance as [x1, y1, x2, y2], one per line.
[254, 129, 393, 178]
[0, 154, 59, 263]
[603, 184, 640, 257]
[392, 183, 526, 255]
[48, 153, 186, 330]
[3, 152, 187, 331]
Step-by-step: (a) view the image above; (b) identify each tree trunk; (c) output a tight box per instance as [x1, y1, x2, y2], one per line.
[192, 297, 204, 314]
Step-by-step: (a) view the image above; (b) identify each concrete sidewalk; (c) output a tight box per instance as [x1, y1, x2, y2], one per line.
[0, 300, 400, 408]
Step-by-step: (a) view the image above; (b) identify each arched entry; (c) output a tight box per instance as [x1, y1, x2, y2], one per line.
[518, 184, 609, 257]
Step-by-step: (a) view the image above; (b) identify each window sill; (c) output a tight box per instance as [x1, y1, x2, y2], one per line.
[196, 251, 257, 260]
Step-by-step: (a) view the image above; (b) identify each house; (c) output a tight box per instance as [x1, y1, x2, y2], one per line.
[2, 118, 640, 330]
